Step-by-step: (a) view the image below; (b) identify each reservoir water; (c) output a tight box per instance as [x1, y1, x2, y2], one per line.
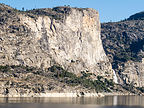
[0, 96, 143, 108]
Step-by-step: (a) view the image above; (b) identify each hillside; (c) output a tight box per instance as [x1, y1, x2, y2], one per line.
[101, 12, 144, 87]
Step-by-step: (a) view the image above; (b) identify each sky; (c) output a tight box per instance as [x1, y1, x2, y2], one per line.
[0, 0, 144, 22]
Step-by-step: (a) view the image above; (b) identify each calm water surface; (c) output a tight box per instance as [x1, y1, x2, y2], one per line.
[0, 96, 143, 108]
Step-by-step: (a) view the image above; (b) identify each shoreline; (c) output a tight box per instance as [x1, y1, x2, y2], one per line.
[0, 92, 143, 98]
[0, 92, 104, 98]
[103, 92, 137, 96]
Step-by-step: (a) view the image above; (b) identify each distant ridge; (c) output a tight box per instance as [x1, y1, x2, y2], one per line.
[101, 11, 144, 87]
[127, 11, 144, 20]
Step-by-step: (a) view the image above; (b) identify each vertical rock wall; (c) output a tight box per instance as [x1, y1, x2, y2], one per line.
[0, 6, 114, 79]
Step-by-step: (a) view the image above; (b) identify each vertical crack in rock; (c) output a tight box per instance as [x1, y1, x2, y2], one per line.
[39, 17, 49, 51]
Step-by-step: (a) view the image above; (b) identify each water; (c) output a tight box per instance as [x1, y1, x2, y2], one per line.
[0, 96, 143, 108]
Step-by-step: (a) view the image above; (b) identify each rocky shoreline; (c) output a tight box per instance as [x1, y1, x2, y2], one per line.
[0, 92, 143, 98]
[0, 65, 143, 98]
[0, 92, 105, 98]
[103, 92, 143, 96]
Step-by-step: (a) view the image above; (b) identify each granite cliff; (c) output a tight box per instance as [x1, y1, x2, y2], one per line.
[0, 4, 114, 78]
[0, 4, 117, 97]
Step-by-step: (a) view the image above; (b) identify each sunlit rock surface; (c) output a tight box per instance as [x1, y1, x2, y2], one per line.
[0, 4, 113, 79]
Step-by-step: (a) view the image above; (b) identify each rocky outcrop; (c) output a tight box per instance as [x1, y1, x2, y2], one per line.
[0, 4, 114, 79]
[120, 61, 144, 87]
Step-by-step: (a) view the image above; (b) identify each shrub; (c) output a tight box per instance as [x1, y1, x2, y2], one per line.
[0, 65, 10, 72]
[137, 87, 144, 93]
[48, 65, 114, 92]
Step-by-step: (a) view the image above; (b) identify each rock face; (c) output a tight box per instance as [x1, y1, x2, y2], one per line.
[121, 61, 144, 87]
[0, 4, 113, 79]
[101, 12, 144, 87]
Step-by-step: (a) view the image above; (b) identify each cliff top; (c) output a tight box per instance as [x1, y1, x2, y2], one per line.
[0, 3, 13, 10]
[0, 3, 97, 21]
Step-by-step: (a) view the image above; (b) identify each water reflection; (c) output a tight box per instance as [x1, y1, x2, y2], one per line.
[104, 96, 144, 106]
[0, 96, 143, 108]
[113, 96, 118, 106]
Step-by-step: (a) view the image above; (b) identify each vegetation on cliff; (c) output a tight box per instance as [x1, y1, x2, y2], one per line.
[0, 65, 143, 96]
[48, 65, 114, 92]
[0, 65, 114, 94]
